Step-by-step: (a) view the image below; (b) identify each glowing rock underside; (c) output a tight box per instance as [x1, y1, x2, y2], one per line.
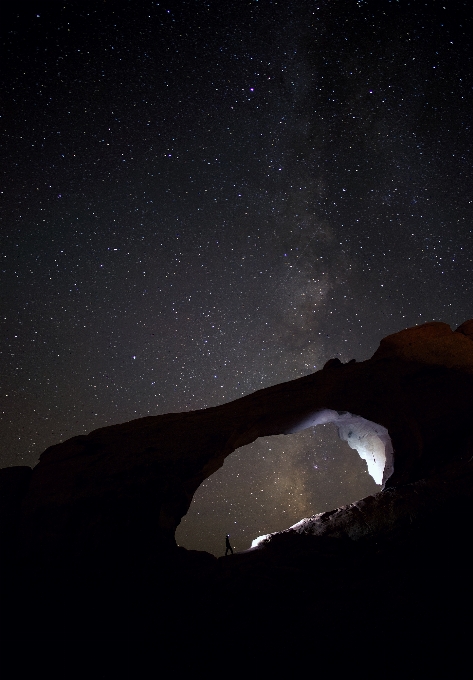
[290, 409, 393, 486]
[337, 418, 388, 485]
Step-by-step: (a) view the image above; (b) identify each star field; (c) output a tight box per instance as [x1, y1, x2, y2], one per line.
[1, 1, 472, 554]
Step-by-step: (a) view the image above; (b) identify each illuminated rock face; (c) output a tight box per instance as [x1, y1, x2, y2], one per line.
[336, 417, 389, 486]
[3, 319, 473, 583]
[250, 456, 473, 552]
[290, 409, 393, 486]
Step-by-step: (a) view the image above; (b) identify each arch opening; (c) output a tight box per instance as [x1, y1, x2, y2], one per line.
[175, 412, 393, 556]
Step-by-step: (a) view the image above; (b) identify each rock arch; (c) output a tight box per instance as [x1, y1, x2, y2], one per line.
[3, 320, 473, 580]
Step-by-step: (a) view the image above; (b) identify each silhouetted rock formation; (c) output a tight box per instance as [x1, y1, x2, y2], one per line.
[2, 320, 473, 669]
[0, 466, 32, 573]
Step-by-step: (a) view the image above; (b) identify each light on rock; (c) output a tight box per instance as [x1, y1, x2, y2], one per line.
[289, 409, 393, 487]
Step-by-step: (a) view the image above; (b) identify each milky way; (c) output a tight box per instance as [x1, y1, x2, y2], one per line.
[1, 1, 472, 553]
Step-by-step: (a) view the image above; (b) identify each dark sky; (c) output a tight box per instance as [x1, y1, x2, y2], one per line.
[1, 1, 472, 554]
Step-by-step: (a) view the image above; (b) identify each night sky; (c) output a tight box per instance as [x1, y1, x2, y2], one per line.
[2, 1, 472, 555]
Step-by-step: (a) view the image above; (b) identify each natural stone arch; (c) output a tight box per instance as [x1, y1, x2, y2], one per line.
[176, 410, 392, 554]
[8, 320, 473, 582]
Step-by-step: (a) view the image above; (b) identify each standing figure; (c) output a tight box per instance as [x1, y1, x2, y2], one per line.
[225, 534, 234, 556]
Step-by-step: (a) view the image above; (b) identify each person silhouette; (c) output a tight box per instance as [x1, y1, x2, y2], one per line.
[225, 534, 234, 556]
